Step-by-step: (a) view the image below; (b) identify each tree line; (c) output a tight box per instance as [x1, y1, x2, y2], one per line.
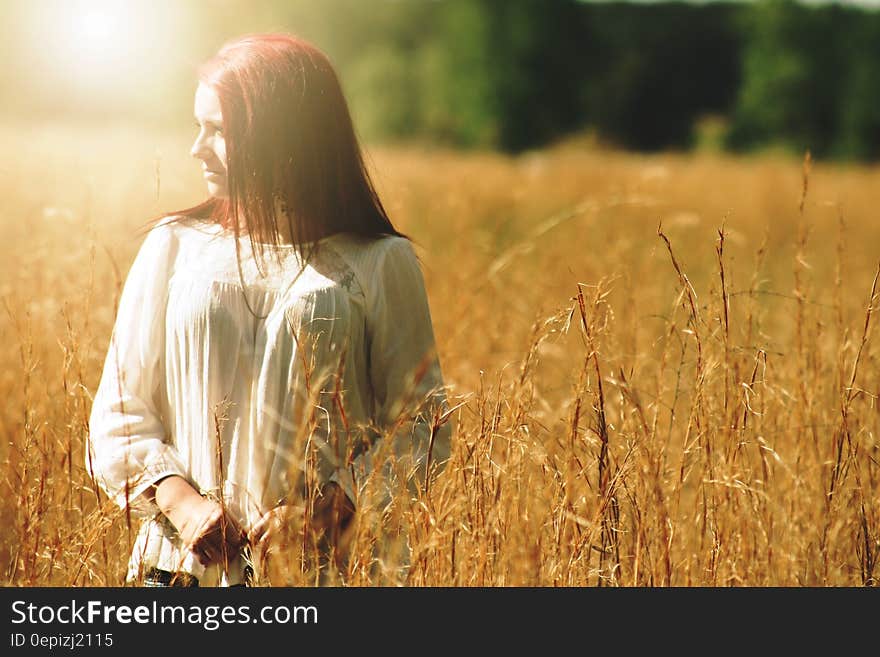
[278, 0, 880, 159]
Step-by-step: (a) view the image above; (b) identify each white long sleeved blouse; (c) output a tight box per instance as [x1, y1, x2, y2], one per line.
[87, 216, 453, 585]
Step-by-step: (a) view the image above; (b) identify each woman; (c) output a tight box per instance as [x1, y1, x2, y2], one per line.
[86, 33, 454, 586]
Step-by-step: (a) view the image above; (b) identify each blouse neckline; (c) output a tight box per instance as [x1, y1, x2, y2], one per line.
[189, 218, 337, 250]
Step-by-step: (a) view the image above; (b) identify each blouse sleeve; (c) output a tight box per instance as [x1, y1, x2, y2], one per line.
[330, 237, 454, 508]
[86, 220, 188, 517]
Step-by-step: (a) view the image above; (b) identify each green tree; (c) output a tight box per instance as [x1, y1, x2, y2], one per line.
[726, 0, 854, 157]
[833, 13, 880, 160]
[582, 2, 743, 151]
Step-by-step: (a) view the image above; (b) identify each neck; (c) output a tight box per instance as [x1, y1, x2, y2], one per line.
[220, 216, 295, 245]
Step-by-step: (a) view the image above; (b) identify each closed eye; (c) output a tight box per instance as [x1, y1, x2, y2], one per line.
[194, 119, 223, 134]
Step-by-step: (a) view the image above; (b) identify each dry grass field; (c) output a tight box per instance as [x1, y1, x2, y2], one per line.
[2, 120, 879, 586]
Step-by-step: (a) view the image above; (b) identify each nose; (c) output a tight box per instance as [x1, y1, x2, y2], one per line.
[190, 129, 210, 160]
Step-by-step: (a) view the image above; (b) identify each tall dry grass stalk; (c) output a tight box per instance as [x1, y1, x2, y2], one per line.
[1, 122, 878, 585]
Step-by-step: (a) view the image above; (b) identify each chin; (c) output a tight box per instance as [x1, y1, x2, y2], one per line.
[206, 183, 229, 200]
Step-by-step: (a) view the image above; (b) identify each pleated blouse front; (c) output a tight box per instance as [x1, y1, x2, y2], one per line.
[87, 216, 453, 585]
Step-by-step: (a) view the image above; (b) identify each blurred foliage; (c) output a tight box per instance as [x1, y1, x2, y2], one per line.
[836, 19, 880, 161]
[289, 0, 743, 152]
[726, 0, 854, 158]
[580, 2, 743, 152]
[4, 0, 880, 159]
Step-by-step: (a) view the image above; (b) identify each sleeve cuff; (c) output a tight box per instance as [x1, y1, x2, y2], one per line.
[110, 466, 189, 518]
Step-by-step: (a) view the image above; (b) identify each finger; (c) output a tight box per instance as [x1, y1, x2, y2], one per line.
[194, 546, 215, 567]
[218, 532, 243, 559]
[224, 521, 246, 549]
[202, 530, 234, 554]
[216, 512, 241, 535]
[189, 511, 221, 547]
[248, 516, 270, 546]
[194, 523, 223, 547]
[193, 533, 226, 562]
[260, 522, 286, 551]
[204, 512, 238, 545]
[257, 533, 274, 562]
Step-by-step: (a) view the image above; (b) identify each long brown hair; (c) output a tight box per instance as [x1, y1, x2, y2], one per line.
[160, 33, 407, 266]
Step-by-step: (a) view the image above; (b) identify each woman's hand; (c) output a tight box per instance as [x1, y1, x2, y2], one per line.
[247, 503, 304, 559]
[247, 483, 356, 578]
[309, 481, 356, 534]
[153, 475, 245, 567]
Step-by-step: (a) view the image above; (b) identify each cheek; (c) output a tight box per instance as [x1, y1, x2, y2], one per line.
[215, 137, 227, 169]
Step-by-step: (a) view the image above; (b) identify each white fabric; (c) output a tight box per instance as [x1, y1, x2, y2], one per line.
[87, 216, 453, 585]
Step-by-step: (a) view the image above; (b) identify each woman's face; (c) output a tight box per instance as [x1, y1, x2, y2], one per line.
[191, 82, 228, 199]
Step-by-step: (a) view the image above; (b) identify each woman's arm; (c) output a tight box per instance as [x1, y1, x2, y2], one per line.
[87, 221, 244, 566]
[330, 237, 455, 509]
[86, 220, 189, 516]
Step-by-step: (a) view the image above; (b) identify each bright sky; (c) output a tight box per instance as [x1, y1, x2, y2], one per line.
[3, 0, 193, 119]
[25, 0, 176, 82]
